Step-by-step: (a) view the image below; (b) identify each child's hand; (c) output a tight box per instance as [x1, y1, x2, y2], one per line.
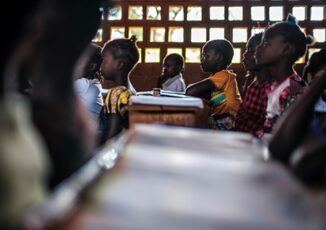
[157, 74, 169, 88]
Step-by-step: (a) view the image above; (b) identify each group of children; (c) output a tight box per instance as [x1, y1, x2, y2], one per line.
[79, 14, 322, 143]
[78, 14, 326, 186]
[1, 1, 325, 226]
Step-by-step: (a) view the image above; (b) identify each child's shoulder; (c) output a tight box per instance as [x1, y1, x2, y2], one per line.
[211, 70, 236, 79]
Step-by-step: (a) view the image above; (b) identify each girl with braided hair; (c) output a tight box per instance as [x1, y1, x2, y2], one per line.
[99, 36, 140, 141]
[255, 14, 315, 138]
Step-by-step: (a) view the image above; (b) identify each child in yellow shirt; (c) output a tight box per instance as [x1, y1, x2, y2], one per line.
[186, 39, 242, 130]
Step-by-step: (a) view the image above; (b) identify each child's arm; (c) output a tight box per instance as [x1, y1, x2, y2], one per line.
[186, 79, 217, 99]
[105, 114, 123, 140]
[157, 74, 168, 88]
[269, 68, 326, 164]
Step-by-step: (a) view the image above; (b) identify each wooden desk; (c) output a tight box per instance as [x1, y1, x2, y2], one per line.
[58, 125, 326, 230]
[128, 95, 209, 128]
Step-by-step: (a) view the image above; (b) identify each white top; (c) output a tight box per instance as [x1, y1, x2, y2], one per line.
[162, 74, 186, 92]
[266, 79, 290, 120]
[314, 96, 326, 113]
[74, 78, 104, 120]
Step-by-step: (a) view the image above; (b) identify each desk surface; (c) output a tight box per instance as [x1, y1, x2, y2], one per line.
[62, 125, 326, 230]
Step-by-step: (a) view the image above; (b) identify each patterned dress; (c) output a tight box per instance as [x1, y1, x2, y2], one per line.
[262, 72, 307, 135]
[104, 86, 132, 125]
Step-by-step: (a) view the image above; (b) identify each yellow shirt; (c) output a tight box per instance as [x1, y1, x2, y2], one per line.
[208, 70, 242, 117]
[104, 86, 132, 117]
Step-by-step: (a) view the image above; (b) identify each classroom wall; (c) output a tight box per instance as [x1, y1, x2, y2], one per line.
[105, 63, 304, 94]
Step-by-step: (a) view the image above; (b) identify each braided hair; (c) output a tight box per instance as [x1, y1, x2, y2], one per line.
[265, 14, 315, 62]
[102, 35, 139, 72]
[84, 43, 102, 80]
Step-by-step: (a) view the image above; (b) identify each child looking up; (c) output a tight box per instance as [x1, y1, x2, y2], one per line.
[255, 15, 314, 137]
[241, 33, 272, 96]
[157, 53, 186, 92]
[235, 33, 273, 136]
[100, 36, 139, 141]
[186, 39, 242, 130]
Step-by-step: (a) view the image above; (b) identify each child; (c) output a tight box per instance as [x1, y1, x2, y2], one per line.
[235, 33, 273, 136]
[99, 36, 139, 142]
[255, 15, 314, 137]
[74, 43, 104, 120]
[186, 39, 242, 130]
[303, 49, 326, 125]
[157, 53, 186, 92]
[241, 33, 272, 96]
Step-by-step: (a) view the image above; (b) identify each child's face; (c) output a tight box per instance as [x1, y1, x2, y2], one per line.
[200, 48, 221, 73]
[255, 32, 287, 66]
[161, 58, 182, 78]
[243, 37, 261, 72]
[100, 50, 119, 80]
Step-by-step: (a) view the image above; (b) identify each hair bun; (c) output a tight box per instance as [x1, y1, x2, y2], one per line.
[130, 35, 137, 43]
[286, 14, 298, 25]
[306, 35, 316, 46]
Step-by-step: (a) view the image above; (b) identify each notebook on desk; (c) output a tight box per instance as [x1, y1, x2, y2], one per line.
[136, 90, 185, 97]
[129, 95, 204, 108]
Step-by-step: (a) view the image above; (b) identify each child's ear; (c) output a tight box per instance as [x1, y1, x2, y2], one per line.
[177, 64, 184, 73]
[116, 59, 125, 71]
[282, 43, 296, 57]
[215, 52, 224, 63]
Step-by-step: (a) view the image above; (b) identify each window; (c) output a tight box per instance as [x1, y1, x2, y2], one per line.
[292, 6, 306, 21]
[251, 6, 265, 21]
[232, 48, 242, 64]
[110, 27, 125, 40]
[168, 27, 184, 42]
[150, 27, 165, 42]
[187, 6, 202, 21]
[185, 48, 201, 63]
[92, 29, 103, 42]
[169, 6, 184, 21]
[269, 6, 283, 21]
[145, 48, 160, 63]
[311, 6, 324, 21]
[210, 6, 225, 20]
[191, 28, 206, 43]
[99, 0, 325, 83]
[313, 29, 326, 42]
[209, 28, 225, 40]
[167, 48, 183, 56]
[108, 6, 122, 20]
[229, 7, 243, 21]
[128, 6, 143, 20]
[251, 28, 265, 36]
[147, 6, 161, 20]
[129, 27, 143, 42]
[233, 28, 248, 43]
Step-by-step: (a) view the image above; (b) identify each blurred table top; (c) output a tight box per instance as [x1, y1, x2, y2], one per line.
[62, 125, 326, 230]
